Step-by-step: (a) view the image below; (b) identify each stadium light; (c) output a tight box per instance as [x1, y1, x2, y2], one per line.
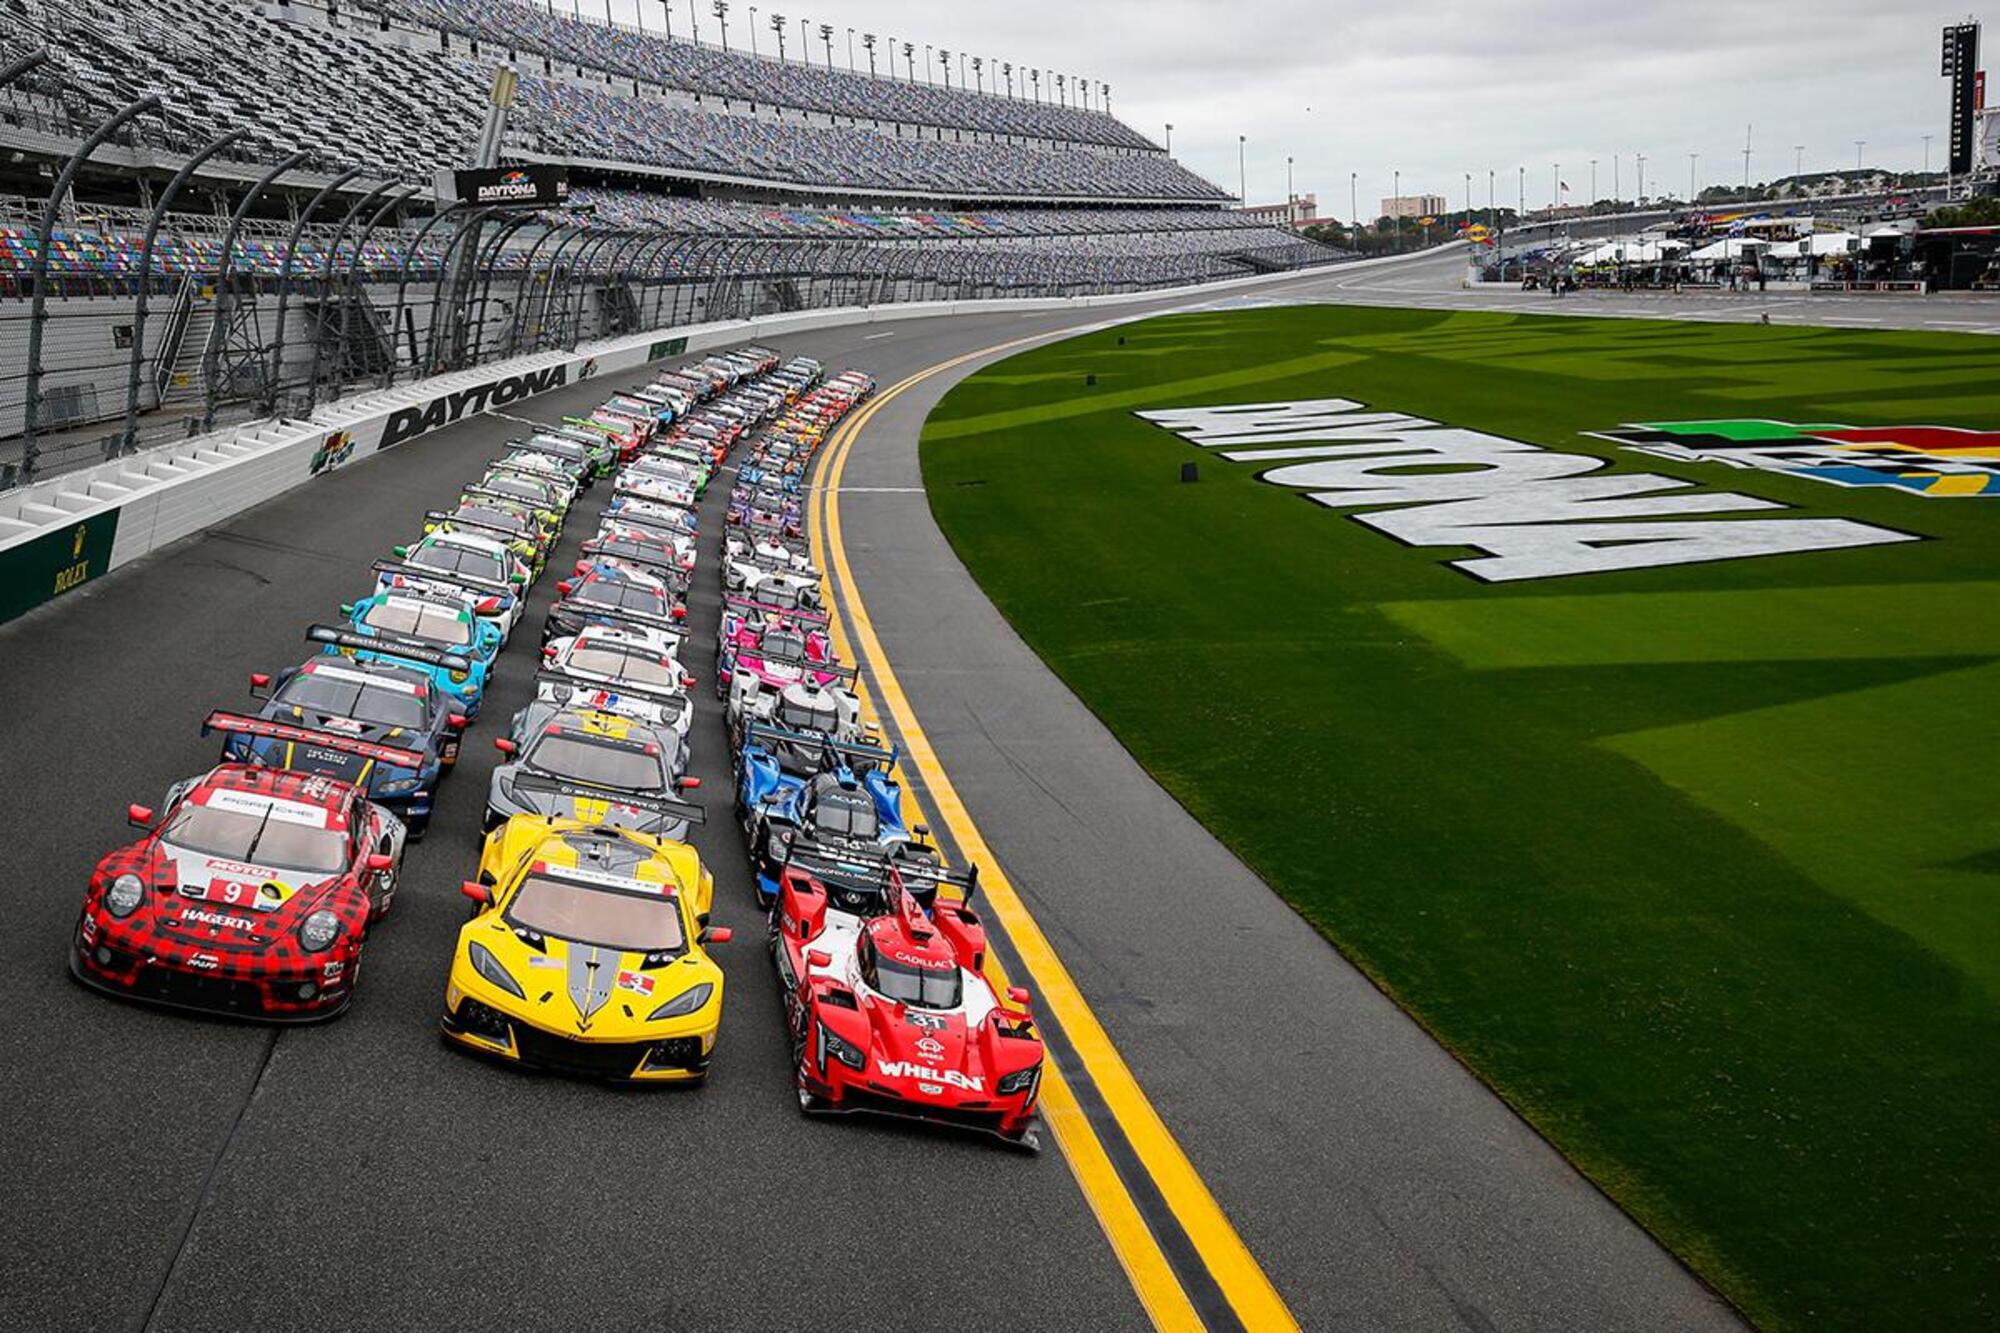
[712, 0, 728, 54]
[1688, 151, 1697, 204]
[1922, 134, 1932, 172]
[687, 0, 699, 43]
[1636, 152, 1646, 202]
[925, 43, 933, 84]
[820, 23, 833, 68]
[940, 47, 952, 90]
[659, 0, 673, 41]
[1240, 135, 1248, 208]
[846, 27, 854, 71]
[862, 31, 875, 78]
[972, 55, 983, 94]
[1854, 140, 1865, 172]
[1164, 123, 1173, 154]
[1793, 144, 1803, 178]
[1004, 61, 1013, 99]
[903, 42, 914, 82]
[1589, 158, 1596, 206]
[770, 11, 786, 62]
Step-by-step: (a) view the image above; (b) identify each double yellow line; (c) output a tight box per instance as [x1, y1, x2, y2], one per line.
[808, 336, 1298, 1333]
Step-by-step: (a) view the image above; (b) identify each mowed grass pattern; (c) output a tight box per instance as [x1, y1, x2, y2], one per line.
[919, 307, 2000, 1331]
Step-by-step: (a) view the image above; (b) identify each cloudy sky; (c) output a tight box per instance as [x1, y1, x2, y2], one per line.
[604, 0, 1960, 216]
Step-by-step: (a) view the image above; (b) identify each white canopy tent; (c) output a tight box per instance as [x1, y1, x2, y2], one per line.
[1687, 238, 1770, 262]
[1769, 232, 1859, 259]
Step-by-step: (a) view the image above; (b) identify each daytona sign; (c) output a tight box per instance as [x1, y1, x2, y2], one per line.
[1136, 397, 1917, 582]
[379, 365, 570, 450]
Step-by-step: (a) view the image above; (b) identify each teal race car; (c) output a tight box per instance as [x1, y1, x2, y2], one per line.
[325, 590, 500, 717]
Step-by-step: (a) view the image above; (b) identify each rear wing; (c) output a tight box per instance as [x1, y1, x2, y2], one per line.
[549, 593, 687, 636]
[783, 842, 978, 905]
[485, 457, 578, 488]
[371, 558, 514, 599]
[738, 645, 855, 681]
[506, 771, 705, 827]
[202, 711, 426, 770]
[536, 669, 692, 712]
[425, 509, 529, 545]
[461, 483, 559, 514]
[721, 593, 829, 627]
[736, 549, 818, 575]
[579, 544, 694, 592]
[744, 721, 893, 770]
[307, 623, 472, 675]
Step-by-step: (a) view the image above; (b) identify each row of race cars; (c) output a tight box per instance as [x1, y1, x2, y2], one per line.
[69, 342, 1047, 1148]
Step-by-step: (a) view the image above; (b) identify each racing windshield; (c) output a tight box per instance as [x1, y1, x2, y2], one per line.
[762, 583, 802, 610]
[761, 632, 805, 661]
[575, 580, 667, 615]
[480, 477, 551, 506]
[568, 644, 679, 688]
[364, 601, 472, 648]
[411, 542, 505, 584]
[456, 506, 526, 536]
[863, 943, 962, 1009]
[507, 875, 683, 952]
[526, 734, 663, 790]
[161, 802, 347, 873]
[777, 696, 838, 732]
[276, 672, 430, 730]
[816, 792, 878, 840]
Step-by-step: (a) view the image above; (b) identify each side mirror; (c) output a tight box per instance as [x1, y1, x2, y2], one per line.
[677, 775, 702, 790]
[509, 573, 527, 586]
[805, 948, 832, 969]
[459, 881, 492, 906]
[392, 544, 409, 559]
[364, 853, 394, 873]
[706, 926, 734, 945]
[671, 605, 688, 621]
[541, 645, 559, 660]
[339, 602, 355, 616]
[446, 714, 470, 731]
[493, 737, 517, 755]
[126, 803, 155, 829]
[574, 561, 591, 576]
[1007, 986, 1033, 1012]
[681, 675, 698, 691]
[913, 824, 930, 839]
[249, 672, 272, 695]
[556, 581, 574, 598]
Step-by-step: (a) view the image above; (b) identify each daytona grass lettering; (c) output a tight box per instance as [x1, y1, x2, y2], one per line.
[1135, 397, 1917, 582]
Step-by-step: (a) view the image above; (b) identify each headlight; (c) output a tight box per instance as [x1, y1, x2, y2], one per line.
[375, 777, 422, 796]
[469, 941, 525, 998]
[647, 982, 713, 1021]
[818, 1022, 865, 1071]
[997, 1063, 1042, 1097]
[106, 873, 145, 918]
[448, 668, 468, 684]
[299, 910, 340, 952]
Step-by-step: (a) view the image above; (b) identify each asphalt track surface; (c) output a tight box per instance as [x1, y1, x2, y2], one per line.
[7, 255, 1971, 1331]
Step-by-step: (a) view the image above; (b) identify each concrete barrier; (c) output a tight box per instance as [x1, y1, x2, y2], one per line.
[0, 248, 1445, 626]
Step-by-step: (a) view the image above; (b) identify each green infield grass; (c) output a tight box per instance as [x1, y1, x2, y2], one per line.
[919, 306, 2000, 1330]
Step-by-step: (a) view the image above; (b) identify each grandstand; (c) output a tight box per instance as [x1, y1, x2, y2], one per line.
[0, 0, 1348, 484]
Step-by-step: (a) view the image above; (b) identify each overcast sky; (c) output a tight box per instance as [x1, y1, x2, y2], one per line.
[604, 0, 1962, 216]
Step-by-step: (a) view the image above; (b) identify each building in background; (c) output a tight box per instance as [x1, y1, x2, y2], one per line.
[1238, 192, 1317, 229]
[1380, 193, 1447, 219]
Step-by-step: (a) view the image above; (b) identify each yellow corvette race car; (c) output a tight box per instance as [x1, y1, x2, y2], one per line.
[441, 816, 729, 1081]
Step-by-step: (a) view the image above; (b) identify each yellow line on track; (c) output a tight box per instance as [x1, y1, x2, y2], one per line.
[809, 336, 1298, 1333]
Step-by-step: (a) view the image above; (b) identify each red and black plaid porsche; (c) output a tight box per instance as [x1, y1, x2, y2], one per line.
[71, 752, 407, 1022]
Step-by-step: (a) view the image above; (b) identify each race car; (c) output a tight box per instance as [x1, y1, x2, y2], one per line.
[716, 611, 833, 699]
[464, 471, 570, 529]
[71, 756, 404, 1022]
[217, 650, 467, 836]
[732, 670, 863, 738]
[441, 818, 729, 1082]
[775, 857, 1041, 1147]
[744, 730, 906, 903]
[603, 493, 699, 540]
[370, 557, 520, 649]
[309, 617, 488, 719]
[488, 705, 701, 840]
[336, 592, 502, 700]
[541, 563, 687, 649]
[725, 630, 854, 726]
[537, 623, 696, 739]
[485, 454, 581, 509]
[423, 504, 549, 576]
[578, 530, 697, 588]
[722, 538, 818, 596]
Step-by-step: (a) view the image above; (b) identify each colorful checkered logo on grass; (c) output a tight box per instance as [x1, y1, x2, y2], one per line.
[1591, 420, 2000, 498]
